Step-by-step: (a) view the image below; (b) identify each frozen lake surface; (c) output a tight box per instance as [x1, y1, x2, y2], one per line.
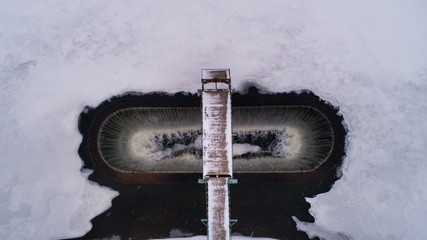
[1, 1, 426, 239]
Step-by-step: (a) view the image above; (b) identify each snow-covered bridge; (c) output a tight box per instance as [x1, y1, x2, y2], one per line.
[201, 69, 235, 240]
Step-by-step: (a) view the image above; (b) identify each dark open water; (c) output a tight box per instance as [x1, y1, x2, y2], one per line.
[69, 180, 335, 240]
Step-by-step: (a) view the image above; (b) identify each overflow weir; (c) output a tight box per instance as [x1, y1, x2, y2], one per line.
[79, 82, 346, 185]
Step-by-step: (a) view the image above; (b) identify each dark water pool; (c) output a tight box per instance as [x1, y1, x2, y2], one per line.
[69, 180, 338, 240]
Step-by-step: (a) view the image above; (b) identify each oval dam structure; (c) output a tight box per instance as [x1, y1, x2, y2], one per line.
[79, 86, 347, 184]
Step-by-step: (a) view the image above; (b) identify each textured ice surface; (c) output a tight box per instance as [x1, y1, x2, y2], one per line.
[1, 0, 426, 239]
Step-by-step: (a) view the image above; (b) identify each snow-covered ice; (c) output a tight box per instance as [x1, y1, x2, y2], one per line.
[1, 0, 426, 239]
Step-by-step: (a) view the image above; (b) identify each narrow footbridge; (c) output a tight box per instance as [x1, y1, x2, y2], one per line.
[200, 69, 237, 240]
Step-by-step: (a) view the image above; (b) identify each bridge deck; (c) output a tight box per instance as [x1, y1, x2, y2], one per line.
[201, 69, 233, 240]
[202, 90, 233, 178]
[207, 177, 230, 240]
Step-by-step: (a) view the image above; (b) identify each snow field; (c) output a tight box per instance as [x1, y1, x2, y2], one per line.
[1, 0, 426, 239]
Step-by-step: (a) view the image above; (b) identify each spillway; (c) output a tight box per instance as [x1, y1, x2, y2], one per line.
[98, 106, 333, 173]
[79, 86, 346, 184]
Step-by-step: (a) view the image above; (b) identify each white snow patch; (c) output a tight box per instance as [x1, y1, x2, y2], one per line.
[294, 217, 353, 240]
[1, 0, 426, 239]
[233, 143, 261, 156]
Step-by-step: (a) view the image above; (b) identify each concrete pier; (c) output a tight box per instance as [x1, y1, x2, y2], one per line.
[202, 69, 233, 240]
